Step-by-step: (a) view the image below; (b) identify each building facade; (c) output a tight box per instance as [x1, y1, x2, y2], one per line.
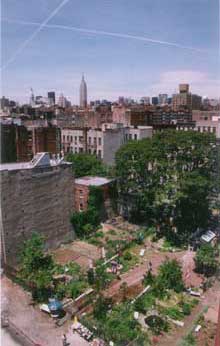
[79, 75, 87, 108]
[74, 176, 113, 212]
[61, 124, 153, 165]
[172, 84, 202, 111]
[0, 153, 74, 267]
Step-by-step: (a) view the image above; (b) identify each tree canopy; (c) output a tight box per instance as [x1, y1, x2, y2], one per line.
[194, 243, 218, 277]
[66, 153, 109, 178]
[157, 258, 184, 293]
[19, 232, 54, 301]
[115, 130, 216, 245]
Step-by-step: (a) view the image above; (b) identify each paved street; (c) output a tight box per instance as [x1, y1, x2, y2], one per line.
[1, 276, 89, 346]
[1, 328, 21, 346]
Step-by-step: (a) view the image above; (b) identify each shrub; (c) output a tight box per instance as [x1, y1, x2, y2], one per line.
[194, 244, 218, 277]
[123, 251, 132, 261]
[157, 259, 184, 293]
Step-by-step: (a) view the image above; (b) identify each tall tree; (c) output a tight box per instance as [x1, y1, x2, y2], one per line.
[115, 130, 216, 245]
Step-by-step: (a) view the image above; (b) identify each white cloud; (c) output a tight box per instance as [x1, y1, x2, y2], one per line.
[149, 70, 220, 98]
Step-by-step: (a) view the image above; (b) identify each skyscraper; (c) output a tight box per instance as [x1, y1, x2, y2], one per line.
[79, 74, 87, 108]
[48, 91, 56, 105]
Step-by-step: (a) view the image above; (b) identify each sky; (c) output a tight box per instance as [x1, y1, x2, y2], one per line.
[1, 0, 220, 104]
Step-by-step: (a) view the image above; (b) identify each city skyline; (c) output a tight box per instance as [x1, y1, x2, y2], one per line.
[1, 0, 220, 104]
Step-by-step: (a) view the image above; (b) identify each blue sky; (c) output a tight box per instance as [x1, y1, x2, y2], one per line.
[1, 0, 220, 104]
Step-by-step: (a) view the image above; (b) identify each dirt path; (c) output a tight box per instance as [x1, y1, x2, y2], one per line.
[104, 250, 202, 298]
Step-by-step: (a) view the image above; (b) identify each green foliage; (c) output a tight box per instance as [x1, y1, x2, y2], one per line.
[71, 186, 105, 238]
[145, 315, 169, 335]
[101, 303, 141, 345]
[66, 153, 109, 178]
[195, 243, 218, 277]
[93, 295, 112, 321]
[164, 306, 183, 320]
[19, 233, 54, 302]
[115, 130, 216, 245]
[94, 265, 112, 292]
[66, 280, 88, 299]
[157, 259, 184, 293]
[123, 251, 132, 261]
[181, 303, 191, 316]
[87, 268, 95, 285]
[134, 291, 156, 314]
[143, 270, 155, 286]
[182, 332, 196, 346]
[94, 231, 104, 238]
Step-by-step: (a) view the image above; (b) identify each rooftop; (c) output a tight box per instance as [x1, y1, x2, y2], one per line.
[0, 152, 69, 172]
[75, 176, 113, 186]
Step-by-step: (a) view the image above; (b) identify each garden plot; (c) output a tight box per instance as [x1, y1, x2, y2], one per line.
[52, 241, 102, 269]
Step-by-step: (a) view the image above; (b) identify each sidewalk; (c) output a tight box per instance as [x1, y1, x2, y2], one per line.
[1, 276, 89, 346]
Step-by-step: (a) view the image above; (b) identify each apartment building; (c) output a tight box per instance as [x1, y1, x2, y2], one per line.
[62, 124, 153, 165]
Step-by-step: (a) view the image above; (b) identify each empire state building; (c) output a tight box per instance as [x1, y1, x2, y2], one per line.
[79, 74, 87, 108]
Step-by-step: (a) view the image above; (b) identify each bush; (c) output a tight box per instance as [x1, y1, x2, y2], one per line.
[157, 259, 184, 293]
[181, 303, 191, 316]
[164, 306, 183, 320]
[66, 280, 87, 299]
[123, 251, 132, 261]
[194, 243, 218, 277]
[93, 295, 112, 321]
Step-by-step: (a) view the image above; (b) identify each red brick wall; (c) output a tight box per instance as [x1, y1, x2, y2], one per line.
[74, 183, 110, 212]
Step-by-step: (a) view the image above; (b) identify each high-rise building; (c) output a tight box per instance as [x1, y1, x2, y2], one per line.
[172, 84, 202, 111]
[152, 97, 159, 105]
[158, 94, 168, 105]
[48, 91, 56, 105]
[80, 75, 87, 108]
[29, 88, 35, 106]
[140, 97, 151, 105]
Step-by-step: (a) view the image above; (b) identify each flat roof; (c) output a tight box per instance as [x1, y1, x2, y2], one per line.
[0, 152, 70, 172]
[75, 176, 113, 186]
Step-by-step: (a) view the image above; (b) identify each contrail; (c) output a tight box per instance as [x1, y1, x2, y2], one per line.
[2, 17, 209, 58]
[1, 0, 70, 70]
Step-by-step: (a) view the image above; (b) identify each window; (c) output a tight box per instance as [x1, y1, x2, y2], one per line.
[197, 127, 200, 132]
[75, 136, 77, 144]
[70, 136, 73, 142]
[208, 127, 211, 132]
[79, 203, 84, 211]
[88, 149, 91, 154]
[134, 134, 137, 140]
[129, 134, 132, 140]
[213, 127, 216, 133]
[79, 147, 83, 153]
[94, 137, 97, 144]
[88, 137, 91, 144]
[79, 189, 83, 196]
[67, 135, 69, 141]
[63, 135, 65, 141]
[98, 137, 102, 145]
[98, 149, 102, 158]
[75, 147, 78, 153]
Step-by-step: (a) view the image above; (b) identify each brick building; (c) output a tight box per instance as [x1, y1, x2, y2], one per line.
[74, 176, 113, 212]
[0, 123, 61, 163]
[172, 84, 202, 111]
[0, 152, 74, 267]
[112, 105, 152, 126]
